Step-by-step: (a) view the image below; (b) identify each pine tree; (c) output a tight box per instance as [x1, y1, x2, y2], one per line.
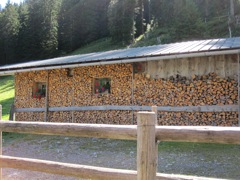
[108, 0, 136, 44]
[58, 0, 110, 53]
[172, 0, 205, 40]
[135, 0, 144, 36]
[135, 0, 150, 37]
[16, 2, 30, 61]
[150, 0, 175, 27]
[0, 2, 20, 65]
[25, 0, 61, 59]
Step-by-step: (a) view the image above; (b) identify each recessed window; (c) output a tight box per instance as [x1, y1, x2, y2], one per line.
[67, 68, 74, 77]
[133, 62, 146, 73]
[94, 78, 111, 94]
[33, 82, 46, 99]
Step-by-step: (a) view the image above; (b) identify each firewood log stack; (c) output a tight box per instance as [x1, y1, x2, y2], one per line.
[133, 72, 238, 126]
[15, 71, 48, 109]
[14, 64, 238, 126]
[73, 110, 133, 124]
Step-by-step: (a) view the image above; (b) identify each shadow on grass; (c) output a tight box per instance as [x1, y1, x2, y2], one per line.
[0, 76, 14, 93]
[0, 85, 14, 94]
[2, 132, 28, 145]
[158, 142, 240, 179]
[0, 96, 14, 119]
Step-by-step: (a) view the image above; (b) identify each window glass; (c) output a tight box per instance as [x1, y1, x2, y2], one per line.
[94, 78, 111, 94]
[33, 82, 46, 98]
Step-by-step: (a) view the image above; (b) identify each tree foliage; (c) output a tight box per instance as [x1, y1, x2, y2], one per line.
[58, 0, 110, 53]
[0, 3, 20, 64]
[0, 0, 239, 65]
[24, 0, 60, 59]
[108, 0, 136, 44]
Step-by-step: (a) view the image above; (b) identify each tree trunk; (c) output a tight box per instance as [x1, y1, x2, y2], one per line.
[230, 0, 235, 17]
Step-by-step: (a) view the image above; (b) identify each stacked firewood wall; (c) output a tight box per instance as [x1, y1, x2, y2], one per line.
[72, 64, 132, 106]
[44, 67, 74, 122]
[15, 63, 238, 126]
[15, 71, 48, 108]
[47, 64, 133, 124]
[133, 72, 238, 126]
[15, 71, 47, 121]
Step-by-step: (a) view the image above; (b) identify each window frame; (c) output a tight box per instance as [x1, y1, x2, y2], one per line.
[32, 82, 47, 99]
[93, 77, 111, 95]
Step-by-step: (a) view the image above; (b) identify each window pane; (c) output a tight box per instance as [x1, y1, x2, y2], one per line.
[33, 82, 46, 98]
[94, 78, 111, 94]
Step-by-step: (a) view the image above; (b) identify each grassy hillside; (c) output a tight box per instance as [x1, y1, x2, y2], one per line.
[70, 38, 126, 55]
[70, 27, 174, 56]
[0, 76, 15, 120]
[69, 27, 190, 55]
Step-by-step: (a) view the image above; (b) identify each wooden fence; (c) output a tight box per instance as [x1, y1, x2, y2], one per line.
[1, 105, 240, 180]
[15, 104, 238, 113]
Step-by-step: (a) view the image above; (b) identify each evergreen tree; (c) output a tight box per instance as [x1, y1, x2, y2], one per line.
[88, 0, 110, 40]
[150, 0, 175, 27]
[108, 0, 136, 44]
[0, 0, 239, 66]
[0, 2, 20, 65]
[58, 0, 78, 53]
[135, 0, 150, 37]
[25, 0, 60, 60]
[58, 0, 110, 53]
[16, 2, 30, 61]
[172, 0, 205, 40]
[135, 0, 144, 36]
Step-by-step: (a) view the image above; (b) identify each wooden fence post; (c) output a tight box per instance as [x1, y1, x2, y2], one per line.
[0, 104, 2, 180]
[9, 104, 15, 121]
[151, 106, 158, 125]
[137, 111, 157, 180]
[151, 106, 159, 172]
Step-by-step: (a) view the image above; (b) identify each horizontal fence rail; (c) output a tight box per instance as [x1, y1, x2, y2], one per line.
[1, 105, 240, 180]
[0, 105, 2, 179]
[155, 126, 240, 144]
[14, 105, 238, 113]
[0, 155, 219, 180]
[0, 155, 136, 180]
[1, 121, 240, 144]
[0, 122, 136, 140]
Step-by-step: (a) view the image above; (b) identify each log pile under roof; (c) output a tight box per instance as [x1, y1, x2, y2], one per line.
[14, 62, 238, 126]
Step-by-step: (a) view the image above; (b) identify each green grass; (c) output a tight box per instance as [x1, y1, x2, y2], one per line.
[158, 142, 240, 179]
[70, 38, 126, 55]
[0, 75, 15, 120]
[69, 28, 179, 56]
[2, 134, 240, 179]
[2, 132, 28, 145]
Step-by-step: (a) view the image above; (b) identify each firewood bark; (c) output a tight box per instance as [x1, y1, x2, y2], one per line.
[14, 65, 238, 126]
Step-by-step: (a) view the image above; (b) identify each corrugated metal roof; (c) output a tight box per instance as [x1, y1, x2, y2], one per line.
[0, 37, 240, 74]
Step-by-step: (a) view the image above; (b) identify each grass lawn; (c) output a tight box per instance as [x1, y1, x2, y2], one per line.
[2, 134, 240, 179]
[0, 75, 15, 120]
[158, 142, 240, 178]
[70, 38, 125, 55]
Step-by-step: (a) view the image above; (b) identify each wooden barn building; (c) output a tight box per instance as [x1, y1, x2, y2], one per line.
[1, 37, 240, 126]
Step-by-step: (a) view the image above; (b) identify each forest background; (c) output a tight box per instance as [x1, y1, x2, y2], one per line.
[0, 0, 240, 66]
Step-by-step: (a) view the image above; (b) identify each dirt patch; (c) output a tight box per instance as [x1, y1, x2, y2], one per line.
[2, 134, 240, 179]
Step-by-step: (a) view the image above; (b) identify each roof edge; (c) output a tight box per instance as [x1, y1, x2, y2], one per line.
[1, 49, 240, 76]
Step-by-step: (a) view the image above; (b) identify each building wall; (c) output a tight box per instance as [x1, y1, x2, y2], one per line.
[15, 64, 134, 124]
[15, 54, 239, 126]
[15, 70, 48, 108]
[147, 54, 238, 79]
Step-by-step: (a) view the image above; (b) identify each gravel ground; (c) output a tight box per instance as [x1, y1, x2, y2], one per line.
[2, 134, 240, 180]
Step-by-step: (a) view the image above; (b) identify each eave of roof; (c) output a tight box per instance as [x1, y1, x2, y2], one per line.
[0, 37, 240, 76]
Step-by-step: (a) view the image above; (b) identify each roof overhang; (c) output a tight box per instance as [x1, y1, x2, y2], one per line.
[1, 37, 240, 76]
[1, 49, 240, 76]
